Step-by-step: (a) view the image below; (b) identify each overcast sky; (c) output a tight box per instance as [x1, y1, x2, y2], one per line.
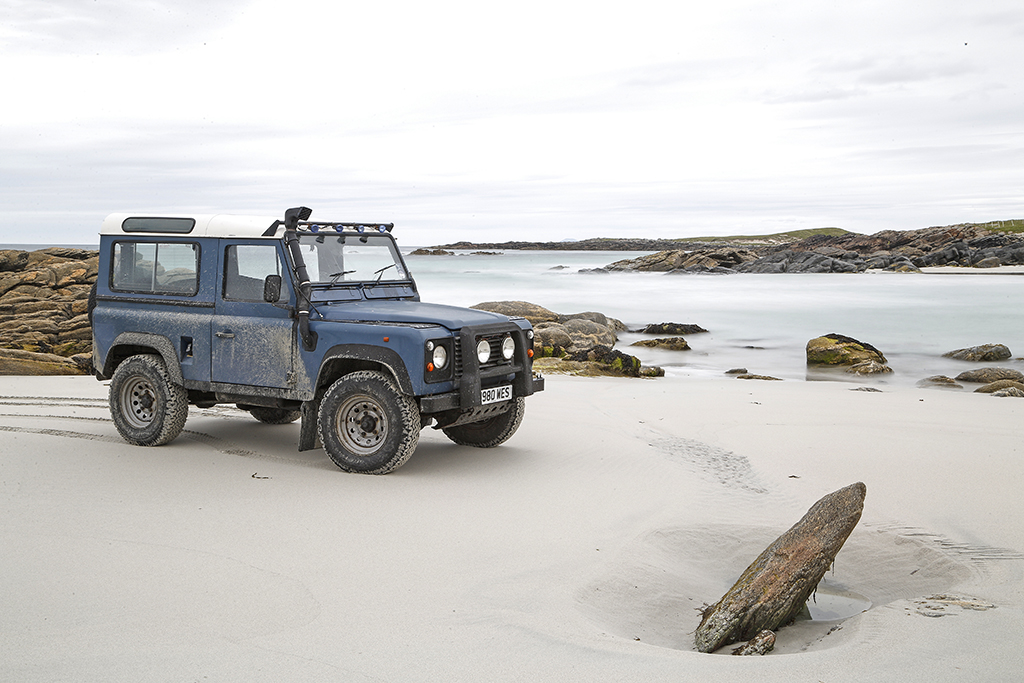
[2, 0, 1022, 245]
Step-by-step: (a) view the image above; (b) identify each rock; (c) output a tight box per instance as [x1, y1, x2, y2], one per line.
[974, 256, 1002, 268]
[629, 337, 691, 351]
[533, 323, 572, 351]
[992, 387, 1024, 398]
[845, 360, 893, 375]
[408, 248, 454, 256]
[806, 334, 887, 366]
[0, 250, 30, 272]
[471, 301, 559, 325]
[633, 322, 708, 335]
[851, 386, 882, 392]
[725, 368, 748, 375]
[735, 374, 782, 381]
[606, 248, 759, 273]
[694, 482, 866, 653]
[973, 379, 1024, 394]
[639, 366, 665, 377]
[955, 367, 1024, 384]
[0, 348, 89, 375]
[917, 375, 963, 389]
[559, 311, 627, 331]
[561, 318, 618, 350]
[532, 347, 647, 378]
[942, 344, 1012, 362]
[0, 249, 99, 370]
[565, 346, 642, 377]
[731, 630, 776, 656]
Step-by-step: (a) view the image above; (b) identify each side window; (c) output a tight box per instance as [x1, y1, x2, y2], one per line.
[224, 244, 282, 301]
[111, 242, 199, 295]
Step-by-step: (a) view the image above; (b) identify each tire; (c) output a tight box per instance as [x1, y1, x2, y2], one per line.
[318, 370, 420, 474]
[442, 397, 525, 448]
[246, 407, 302, 424]
[109, 354, 188, 446]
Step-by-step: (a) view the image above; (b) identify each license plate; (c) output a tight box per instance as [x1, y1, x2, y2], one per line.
[481, 385, 512, 405]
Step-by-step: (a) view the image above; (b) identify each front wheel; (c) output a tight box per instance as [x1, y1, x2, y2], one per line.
[109, 354, 188, 446]
[318, 371, 420, 474]
[442, 397, 525, 448]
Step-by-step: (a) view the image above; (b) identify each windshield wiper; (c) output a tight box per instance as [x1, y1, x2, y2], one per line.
[373, 264, 397, 282]
[328, 270, 356, 284]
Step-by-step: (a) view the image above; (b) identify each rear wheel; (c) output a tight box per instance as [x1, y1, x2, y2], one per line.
[442, 397, 525, 448]
[109, 354, 188, 446]
[318, 371, 420, 474]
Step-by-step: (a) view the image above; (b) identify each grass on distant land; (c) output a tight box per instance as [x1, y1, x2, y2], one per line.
[672, 227, 852, 243]
[973, 219, 1024, 233]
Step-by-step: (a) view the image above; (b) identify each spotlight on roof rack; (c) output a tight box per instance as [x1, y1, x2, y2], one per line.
[378, 225, 388, 233]
[309, 224, 320, 233]
[356, 225, 365, 233]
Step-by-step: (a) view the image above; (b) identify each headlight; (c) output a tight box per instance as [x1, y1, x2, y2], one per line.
[476, 339, 491, 364]
[432, 344, 448, 370]
[501, 335, 515, 360]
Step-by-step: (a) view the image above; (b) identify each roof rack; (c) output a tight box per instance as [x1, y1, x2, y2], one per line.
[262, 220, 395, 237]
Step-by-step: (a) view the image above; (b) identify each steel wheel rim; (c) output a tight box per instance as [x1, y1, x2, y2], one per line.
[121, 376, 157, 429]
[336, 393, 387, 456]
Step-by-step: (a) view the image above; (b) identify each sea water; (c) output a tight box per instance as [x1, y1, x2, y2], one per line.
[6, 243, 1020, 385]
[405, 250, 1024, 386]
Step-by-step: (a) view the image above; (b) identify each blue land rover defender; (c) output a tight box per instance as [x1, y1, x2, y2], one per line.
[91, 207, 544, 473]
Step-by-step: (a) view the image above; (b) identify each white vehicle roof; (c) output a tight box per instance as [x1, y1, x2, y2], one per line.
[100, 213, 281, 238]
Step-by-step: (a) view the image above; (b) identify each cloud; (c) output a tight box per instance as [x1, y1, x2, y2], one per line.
[0, 0, 247, 55]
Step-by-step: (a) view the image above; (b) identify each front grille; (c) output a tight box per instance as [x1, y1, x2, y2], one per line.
[453, 331, 515, 378]
[478, 333, 512, 370]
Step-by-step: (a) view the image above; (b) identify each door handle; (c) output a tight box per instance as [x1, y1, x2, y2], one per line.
[215, 330, 235, 339]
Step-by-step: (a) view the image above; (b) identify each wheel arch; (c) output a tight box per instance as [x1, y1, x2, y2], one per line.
[315, 344, 414, 396]
[101, 332, 184, 385]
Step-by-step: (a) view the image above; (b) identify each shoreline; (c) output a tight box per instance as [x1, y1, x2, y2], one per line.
[2, 374, 1022, 680]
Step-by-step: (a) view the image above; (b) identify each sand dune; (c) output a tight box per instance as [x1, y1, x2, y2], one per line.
[1, 374, 1022, 681]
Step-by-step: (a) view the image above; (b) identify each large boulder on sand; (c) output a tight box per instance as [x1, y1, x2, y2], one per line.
[471, 301, 558, 325]
[806, 334, 887, 366]
[942, 344, 1012, 362]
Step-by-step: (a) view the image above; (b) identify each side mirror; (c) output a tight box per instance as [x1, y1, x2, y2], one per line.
[263, 274, 282, 303]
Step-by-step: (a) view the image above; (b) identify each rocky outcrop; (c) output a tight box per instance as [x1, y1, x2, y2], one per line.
[408, 248, 454, 256]
[845, 360, 893, 375]
[694, 482, 866, 653]
[974, 379, 1024, 394]
[1, 248, 98, 375]
[917, 375, 963, 389]
[632, 322, 708, 335]
[955, 367, 1024, 384]
[630, 337, 691, 351]
[943, 344, 1012, 362]
[598, 224, 1024, 274]
[471, 301, 559, 325]
[806, 334, 887, 367]
[605, 248, 760, 274]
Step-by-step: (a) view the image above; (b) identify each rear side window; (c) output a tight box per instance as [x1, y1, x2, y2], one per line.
[111, 242, 199, 295]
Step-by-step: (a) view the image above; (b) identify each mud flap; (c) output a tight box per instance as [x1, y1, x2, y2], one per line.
[298, 399, 322, 452]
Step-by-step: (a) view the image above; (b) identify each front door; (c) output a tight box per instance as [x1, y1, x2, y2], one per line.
[211, 241, 295, 389]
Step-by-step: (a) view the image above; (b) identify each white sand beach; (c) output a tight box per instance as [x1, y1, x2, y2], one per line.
[2, 374, 1022, 681]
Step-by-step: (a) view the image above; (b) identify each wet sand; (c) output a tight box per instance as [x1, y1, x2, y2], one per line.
[1, 374, 1022, 681]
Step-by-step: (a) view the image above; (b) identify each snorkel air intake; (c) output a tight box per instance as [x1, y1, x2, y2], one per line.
[282, 206, 318, 351]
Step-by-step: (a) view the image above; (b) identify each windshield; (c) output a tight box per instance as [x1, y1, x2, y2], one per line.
[297, 233, 408, 284]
